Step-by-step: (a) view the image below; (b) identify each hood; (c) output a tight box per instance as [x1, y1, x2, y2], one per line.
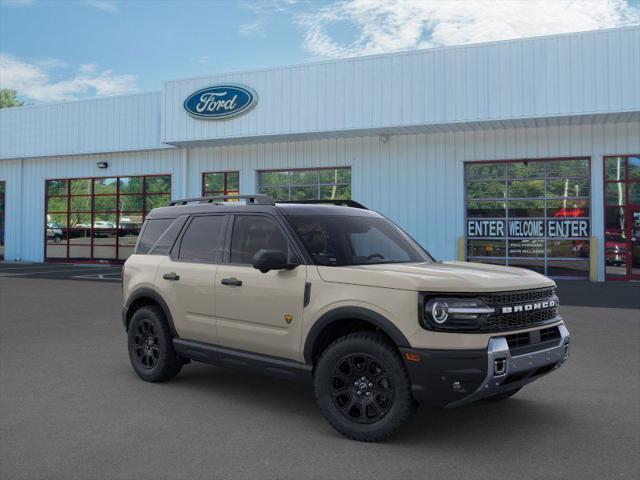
[316, 261, 555, 292]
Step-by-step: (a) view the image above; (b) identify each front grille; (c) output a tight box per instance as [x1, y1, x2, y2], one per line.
[478, 287, 555, 306]
[479, 287, 558, 331]
[506, 326, 561, 354]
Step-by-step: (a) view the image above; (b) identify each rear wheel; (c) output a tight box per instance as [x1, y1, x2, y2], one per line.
[483, 387, 522, 401]
[314, 332, 416, 442]
[127, 306, 182, 382]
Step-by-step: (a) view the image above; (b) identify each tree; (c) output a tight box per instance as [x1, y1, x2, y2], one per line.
[0, 89, 24, 109]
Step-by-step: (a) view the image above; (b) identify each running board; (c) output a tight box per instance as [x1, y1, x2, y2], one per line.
[173, 339, 313, 384]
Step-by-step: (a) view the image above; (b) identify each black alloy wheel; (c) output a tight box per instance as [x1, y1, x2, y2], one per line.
[314, 332, 416, 442]
[133, 319, 160, 369]
[331, 353, 394, 424]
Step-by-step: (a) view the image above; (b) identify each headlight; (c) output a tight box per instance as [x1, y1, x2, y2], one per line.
[423, 297, 494, 330]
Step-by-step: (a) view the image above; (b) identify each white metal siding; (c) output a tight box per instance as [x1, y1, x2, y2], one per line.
[162, 27, 640, 144]
[0, 92, 168, 160]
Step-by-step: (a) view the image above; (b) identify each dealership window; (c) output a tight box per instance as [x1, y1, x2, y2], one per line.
[465, 158, 591, 278]
[257, 167, 351, 201]
[202, 171, 239, 197]
[45, 174, 171, 262]
[603, 155, 640, 280]
[0, 181, 5, 260]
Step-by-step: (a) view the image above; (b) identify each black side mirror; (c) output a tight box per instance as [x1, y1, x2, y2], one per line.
[252, 249, 298, 273]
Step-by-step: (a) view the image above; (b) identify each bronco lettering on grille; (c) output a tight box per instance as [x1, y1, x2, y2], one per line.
[501, 300, 556, 314]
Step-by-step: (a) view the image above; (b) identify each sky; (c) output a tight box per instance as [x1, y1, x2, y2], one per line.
[1, 0, 639, 104]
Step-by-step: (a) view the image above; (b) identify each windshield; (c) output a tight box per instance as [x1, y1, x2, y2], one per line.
[286, 215, 433, 266]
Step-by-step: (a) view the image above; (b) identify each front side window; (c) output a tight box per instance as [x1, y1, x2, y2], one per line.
[258, 167, 351, 201]
[230, 216, 289, 264]
[178, 215, 227, 263]
[287, 215, 432, 266]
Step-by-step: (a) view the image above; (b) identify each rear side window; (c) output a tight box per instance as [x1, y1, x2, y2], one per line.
[136, 218, 174, 254]
[149, 216, 188, 255]
[230, 215, 289, 264]
[178, 215, 227, 263]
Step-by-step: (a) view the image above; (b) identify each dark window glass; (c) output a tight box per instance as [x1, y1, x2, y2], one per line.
[547, 199, 589, 218]
[629, 156, 640, 180]
[547, 159, 589, 178]
[178, 215, 226, 263]
[508, 240, 545, 258]
[145, 176, 171, 193]
[507, 161, 545, 179]
[70, 179, 91, 195]
[203, 171, 240, 196]
[467, 240, 506, 257]
[604, 157, 626, 181]
[47, 180, 68, 196]
[605, 207, 626, 233]
[258, 168, 351, 201]
[149, 216, 187, 255]
[630, 183, 640, 205]
[287, 215, 432, 266]
[0, 181, 5, 260]
[230, 216, 289, 264]
[546, 179, 590, 198]
[466, 201, 506, 218]
[94, 178, 117, 194]
[119, 177, 143, 194]
[508, 200, 545, 218]
[507, 180, 545, 198]
[136, 218, 173, 254]
[547, 240, 590, 258]
[547, 260, 588, 277]
[465, 163, 505, 180]
[47, 196, 68, 213]
[465, 181, 506, 199]
[605, 183, 625, 206]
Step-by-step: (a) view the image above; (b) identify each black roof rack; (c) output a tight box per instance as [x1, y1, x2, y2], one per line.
[167, 194, 275, 206]
[277, 199, 368, 209]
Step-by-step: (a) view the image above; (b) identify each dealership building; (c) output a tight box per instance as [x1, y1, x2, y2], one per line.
[1, 26, 639, 281]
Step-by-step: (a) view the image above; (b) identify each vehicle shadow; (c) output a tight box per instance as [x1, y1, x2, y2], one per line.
[167, 363, 572, 446]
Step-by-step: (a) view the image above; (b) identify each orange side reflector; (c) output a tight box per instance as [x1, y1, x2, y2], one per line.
[404, 352, 421, 362]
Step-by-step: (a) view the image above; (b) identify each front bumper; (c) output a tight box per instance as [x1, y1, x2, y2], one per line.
[400, 323, 571, 408]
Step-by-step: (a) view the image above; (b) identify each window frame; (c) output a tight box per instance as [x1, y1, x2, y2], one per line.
[256, 166, 351, 201]
[201, 171, 240, 197]
[44, 173, 171, 263]
[464, 157, 592, 279]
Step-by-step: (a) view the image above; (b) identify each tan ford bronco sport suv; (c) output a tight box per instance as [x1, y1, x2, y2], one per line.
[122, 195, 570, 441]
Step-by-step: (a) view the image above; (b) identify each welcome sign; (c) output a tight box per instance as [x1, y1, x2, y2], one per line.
[184, 84, 257, 119]
[467, 219, 590, 238]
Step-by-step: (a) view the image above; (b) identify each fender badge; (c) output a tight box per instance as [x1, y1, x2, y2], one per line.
[284, 314, 294, 324]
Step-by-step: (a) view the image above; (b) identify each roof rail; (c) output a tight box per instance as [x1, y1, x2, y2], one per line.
[167, 194, 275, 206]
[277, 199, 368, 209]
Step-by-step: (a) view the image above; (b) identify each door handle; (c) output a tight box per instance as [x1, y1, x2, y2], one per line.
[221, 277, 242, 287]
[162, 272, 180, 281]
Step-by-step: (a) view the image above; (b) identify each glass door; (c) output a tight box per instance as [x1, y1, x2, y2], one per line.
[631, 208, 640, 280]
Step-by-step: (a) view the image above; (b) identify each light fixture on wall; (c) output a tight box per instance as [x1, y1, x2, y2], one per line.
[96, 161, 109, 169]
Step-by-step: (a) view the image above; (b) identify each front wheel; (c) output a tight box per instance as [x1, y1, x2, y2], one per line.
[314, 332, 416, 442]
[127, 306, 182, 382]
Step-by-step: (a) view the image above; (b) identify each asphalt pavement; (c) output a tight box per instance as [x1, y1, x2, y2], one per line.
[0, 267, 638, 480]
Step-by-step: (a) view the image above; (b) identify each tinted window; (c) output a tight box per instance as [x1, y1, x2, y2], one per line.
[149, 216, 187, 255]
[178, 215, 226, 263]
[230, 216, 289, 264]
[136, 218, 173, 254]
[287, 215, 431, 266]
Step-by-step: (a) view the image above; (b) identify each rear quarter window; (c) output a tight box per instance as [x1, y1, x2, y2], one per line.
[135, 218, 174, 254]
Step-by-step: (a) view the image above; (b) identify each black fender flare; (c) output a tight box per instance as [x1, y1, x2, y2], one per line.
[123, 287, 178, 337]
[303, 306, 410, 364]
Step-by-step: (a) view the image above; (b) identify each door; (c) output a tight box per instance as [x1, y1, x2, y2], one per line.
[155, 214, 228, 344]
[215, 214, 307, 361]
[630, 208, 640, 280]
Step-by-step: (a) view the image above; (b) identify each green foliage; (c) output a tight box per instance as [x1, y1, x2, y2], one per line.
[0, 89, 24, 109]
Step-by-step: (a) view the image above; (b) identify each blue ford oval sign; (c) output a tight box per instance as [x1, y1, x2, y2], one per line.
[183, 84, 257, 119]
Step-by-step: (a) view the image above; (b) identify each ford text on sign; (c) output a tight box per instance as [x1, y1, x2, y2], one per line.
[184, 84, 257, 119]
[467, 219, 589, 238]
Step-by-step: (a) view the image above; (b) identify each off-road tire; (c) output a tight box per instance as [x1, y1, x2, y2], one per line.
[483, 387, 522, 401]
[314, 332, 416, 442]
[127, 306, 182, 382]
